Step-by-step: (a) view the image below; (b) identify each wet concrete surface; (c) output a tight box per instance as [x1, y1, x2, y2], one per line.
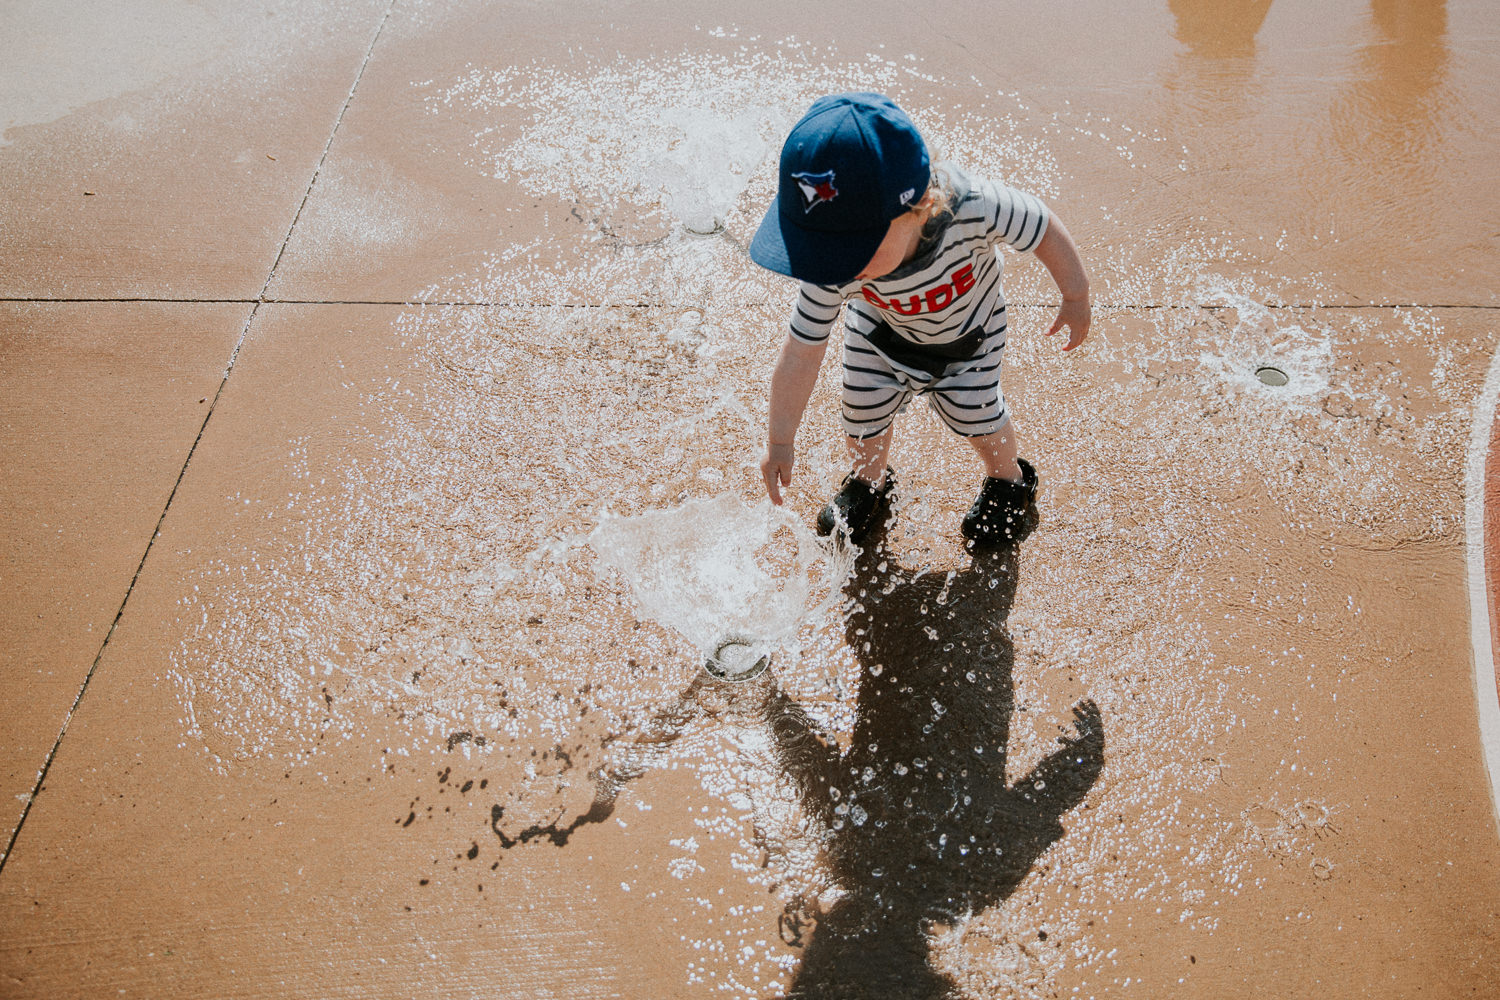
[0, 302, 247, 850]
[2, 1, 1499, 997]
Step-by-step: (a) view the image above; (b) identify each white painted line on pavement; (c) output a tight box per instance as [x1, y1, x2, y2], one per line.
[1464, 340, 1500, 840]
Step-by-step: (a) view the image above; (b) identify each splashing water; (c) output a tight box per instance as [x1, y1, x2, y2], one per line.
[589, 495, 854, 679]
[1194, 279, 1333, 407]
[629, 105, 778, 235]
[439, 62, 794, 237]
[431, 46, 1061, 255]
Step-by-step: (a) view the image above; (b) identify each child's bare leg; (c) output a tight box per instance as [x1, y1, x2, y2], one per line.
[846, 429, 893, 484]
[967, 423, 1024, 482]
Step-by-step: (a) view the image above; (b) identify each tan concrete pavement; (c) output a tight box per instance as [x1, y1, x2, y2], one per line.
[3, 1, 1499, 998]
[0, 302, 248, 853]
[0, 0, 394, 300]
[2, 303, 779, 997]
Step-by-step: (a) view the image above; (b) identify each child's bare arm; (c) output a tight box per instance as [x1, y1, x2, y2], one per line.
[1032, 214, 1091, 351]
[762, 335, 830, 504]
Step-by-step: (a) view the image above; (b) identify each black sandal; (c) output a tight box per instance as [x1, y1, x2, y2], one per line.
[961, 458, 1039, 545]
[816, 469, 896, 542]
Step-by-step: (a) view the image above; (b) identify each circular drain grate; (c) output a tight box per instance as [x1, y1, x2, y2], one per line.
[705, 638, 770, 682]
[1255, 365, 1290, 386]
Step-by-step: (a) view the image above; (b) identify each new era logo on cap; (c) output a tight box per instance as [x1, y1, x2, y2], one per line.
[792, 170, 839, 212]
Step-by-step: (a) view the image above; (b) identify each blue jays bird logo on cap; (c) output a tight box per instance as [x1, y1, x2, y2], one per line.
[791, 170, 838, 213]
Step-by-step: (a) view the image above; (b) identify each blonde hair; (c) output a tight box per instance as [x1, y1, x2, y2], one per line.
[913, 161, 958, 238]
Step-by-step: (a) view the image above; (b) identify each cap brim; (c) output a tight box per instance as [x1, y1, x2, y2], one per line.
[749, 195, 887, 287]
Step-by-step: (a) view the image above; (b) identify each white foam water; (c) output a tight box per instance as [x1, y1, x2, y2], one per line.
[1193, 280, 1334, 408]
[429, 46, 1062, 250]
[589, 495, 853, 679]
[628, 105, 779, 235]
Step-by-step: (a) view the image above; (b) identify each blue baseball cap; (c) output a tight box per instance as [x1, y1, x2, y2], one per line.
[750, 93, 930, 286]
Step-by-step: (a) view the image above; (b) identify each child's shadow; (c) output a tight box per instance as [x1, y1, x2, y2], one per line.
[493, 533, 1103, 998]
[765, 537, 1104, 999]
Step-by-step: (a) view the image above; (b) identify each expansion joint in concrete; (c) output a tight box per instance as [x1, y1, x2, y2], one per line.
[0, 1, 398, 877]
[3, 298, 1498, 310]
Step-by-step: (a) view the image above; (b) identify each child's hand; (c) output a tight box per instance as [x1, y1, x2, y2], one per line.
[762, 443, 795, 505]
[1047, 297, 1091, 352]
[1033, 216, 1090, 351]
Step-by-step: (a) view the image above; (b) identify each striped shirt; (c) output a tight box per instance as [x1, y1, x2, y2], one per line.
[786, 165, 1050, 353]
